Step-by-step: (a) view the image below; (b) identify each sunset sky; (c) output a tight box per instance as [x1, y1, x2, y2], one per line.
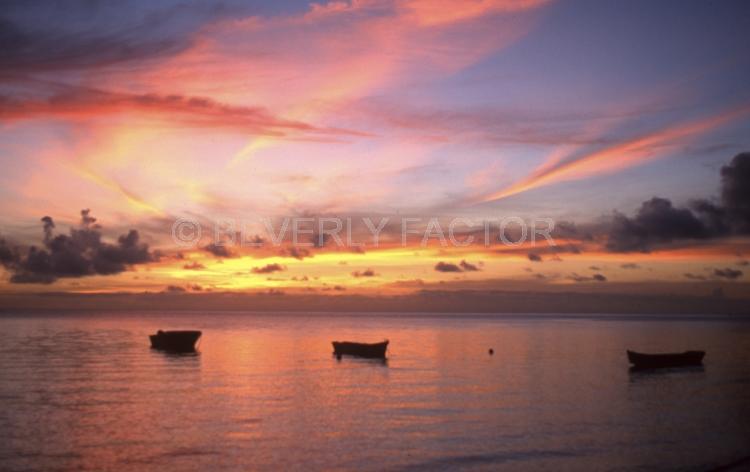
[1, 0, 749, 302]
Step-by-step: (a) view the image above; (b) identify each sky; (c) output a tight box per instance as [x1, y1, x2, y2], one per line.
[1, 0, 749, 305]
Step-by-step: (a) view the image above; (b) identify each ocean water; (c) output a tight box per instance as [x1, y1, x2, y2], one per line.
[0, 312, 748, 471]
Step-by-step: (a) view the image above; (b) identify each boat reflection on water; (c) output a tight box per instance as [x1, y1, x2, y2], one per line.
[628, 364, 706, 379]
[334, 355, 389, 367]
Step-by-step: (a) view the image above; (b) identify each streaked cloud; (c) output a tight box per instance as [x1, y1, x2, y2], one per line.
[0, 83, 360, 139]
[475, 105, 750, 203]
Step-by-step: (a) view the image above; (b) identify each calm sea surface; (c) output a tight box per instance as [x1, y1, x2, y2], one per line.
[0, 312, 749, 471]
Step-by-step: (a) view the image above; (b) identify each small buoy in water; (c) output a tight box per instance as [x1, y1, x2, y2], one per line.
[488, 348, 494, 355]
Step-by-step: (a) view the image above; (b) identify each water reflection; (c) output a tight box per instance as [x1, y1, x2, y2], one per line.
[150, 350, 202, 360]
[333, 355, 389, 367]
[628, 364, 706, 377]
[0, 313, 748, 471]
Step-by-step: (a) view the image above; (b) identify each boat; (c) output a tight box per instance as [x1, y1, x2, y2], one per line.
[149, 330, 202, 352]
[332, 340, 388, 359]
[627, 350, 705, 369]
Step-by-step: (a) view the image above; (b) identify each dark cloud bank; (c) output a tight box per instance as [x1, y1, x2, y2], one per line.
[434, 260, 481, 273]
[569, 273, 607, 283]
[203, 243, 233, 258]
[252, 263, 286, 274]
[606, 152, 750, 252]
[714, 268, 743, 280]
[0, 209, 154, 284]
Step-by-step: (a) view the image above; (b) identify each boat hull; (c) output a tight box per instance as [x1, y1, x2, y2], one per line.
[332, 340, 388, 359]
[627, 350, 704, 369]
[150, 330, 202, 352]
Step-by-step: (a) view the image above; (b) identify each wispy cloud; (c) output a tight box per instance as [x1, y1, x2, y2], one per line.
[0, 83, 363, 139]
[216, 0, 549, 164]
[474, 104, 750, 203]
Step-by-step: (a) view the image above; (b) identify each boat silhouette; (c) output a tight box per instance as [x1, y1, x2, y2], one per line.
[627, 350, 705, 369]
[150, 330, 202, 353]
[332, 340, 388, 359]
